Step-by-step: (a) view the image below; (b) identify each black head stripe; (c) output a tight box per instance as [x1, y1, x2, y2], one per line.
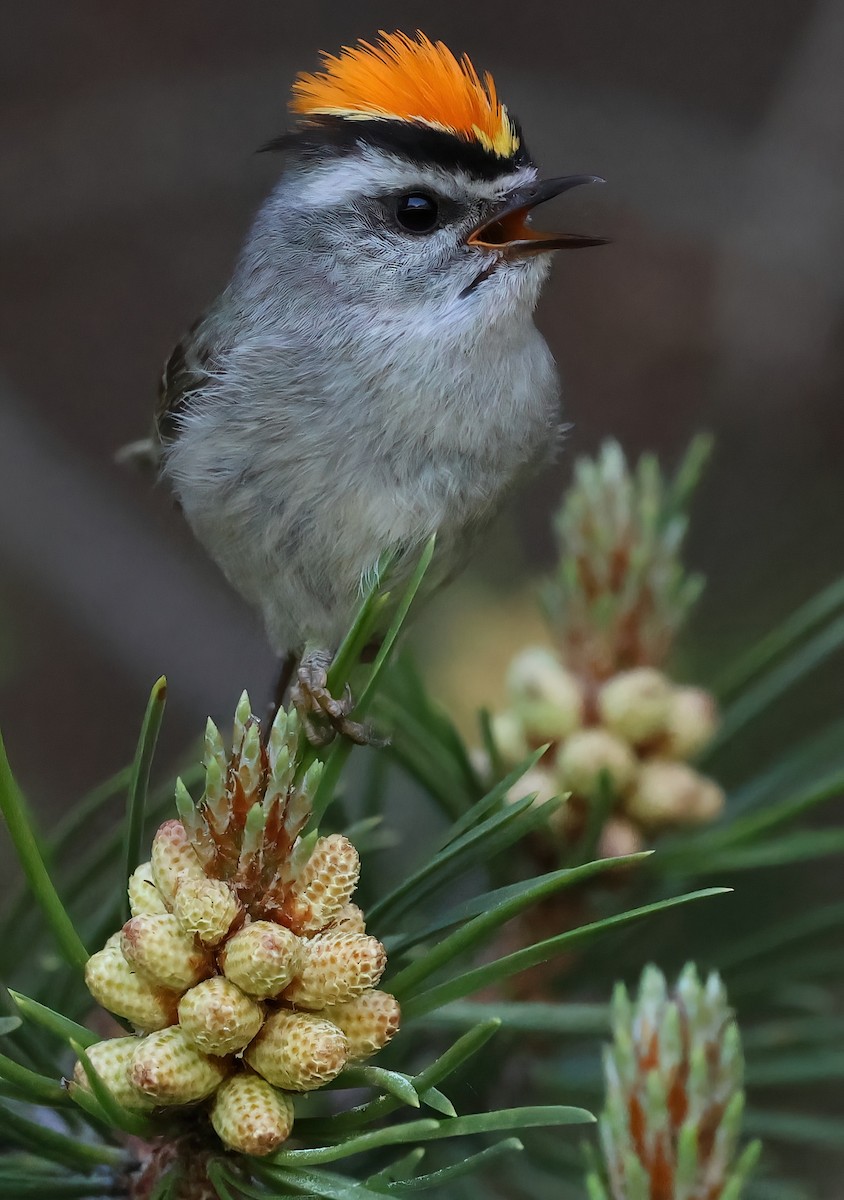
[260, 115, 532, 179]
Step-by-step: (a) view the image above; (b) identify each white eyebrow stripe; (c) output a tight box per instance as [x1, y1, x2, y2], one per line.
[294, 147, 537, 207]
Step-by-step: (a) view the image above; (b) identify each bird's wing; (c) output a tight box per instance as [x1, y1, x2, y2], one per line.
[117, 316, 218, 474]
[155, 316, 216, 445]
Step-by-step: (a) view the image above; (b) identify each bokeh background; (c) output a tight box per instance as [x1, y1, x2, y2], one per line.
[1, 1, 843, 815]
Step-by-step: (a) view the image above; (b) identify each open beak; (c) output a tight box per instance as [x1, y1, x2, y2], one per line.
[467, 174, 608, 255]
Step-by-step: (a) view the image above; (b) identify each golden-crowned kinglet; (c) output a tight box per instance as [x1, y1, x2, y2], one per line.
[134, 32, 606, 740]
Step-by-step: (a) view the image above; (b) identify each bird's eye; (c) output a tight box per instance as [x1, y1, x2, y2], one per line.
[394, 193, 440, 234]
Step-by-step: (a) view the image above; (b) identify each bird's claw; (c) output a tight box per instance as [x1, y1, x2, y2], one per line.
[291, 654, 382, 747]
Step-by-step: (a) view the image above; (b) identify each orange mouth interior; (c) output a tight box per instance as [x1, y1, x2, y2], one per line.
[467, 207, 553, 249]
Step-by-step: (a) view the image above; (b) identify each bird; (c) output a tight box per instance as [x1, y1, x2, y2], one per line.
[140, 30, 607, 743]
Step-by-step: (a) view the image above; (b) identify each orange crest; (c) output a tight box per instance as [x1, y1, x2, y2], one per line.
[291, 31, 521, 160]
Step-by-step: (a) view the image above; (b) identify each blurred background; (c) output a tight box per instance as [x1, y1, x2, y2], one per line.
[1, 0, 843, 810]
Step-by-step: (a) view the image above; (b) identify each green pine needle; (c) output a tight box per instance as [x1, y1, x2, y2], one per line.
[369, 790, 558, 931]
[253, 1163, 391, 1199]
[714, 572, 844, 701]
[271, 1119, 442, 1166]
[0, 1049, 69, 1106]
[744, 1111, 844, 1150]
[388, 852, 652, 992]
[418, 1001, 609, 1035]
[8, 991, 98, 1050]
[310, 536, 436, 828]
[299, 1021, 500, 1136]
[336, 1065, 420, 1108]
[383, 1138, 524, 1191]
[0, 733, 89, 972]
[0, 1102, 124, 1171]
[402, 887, 732, 1019]
[366, 1147, 427, 1187]
[122, 676, 167, 921]
[709, 612, 844, 753]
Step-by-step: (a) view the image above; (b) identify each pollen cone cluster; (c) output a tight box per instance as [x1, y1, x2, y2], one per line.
[589, 964, 759, 1200]
[489, 438, 723, 851]
[496, 652, 723, 849]
[76, 694, 400, 1157]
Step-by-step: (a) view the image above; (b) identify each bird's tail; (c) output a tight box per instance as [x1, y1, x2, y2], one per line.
[115, 436, 161, 476]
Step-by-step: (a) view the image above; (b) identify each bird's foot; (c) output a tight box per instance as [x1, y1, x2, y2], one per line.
[291, 650, 380, 747]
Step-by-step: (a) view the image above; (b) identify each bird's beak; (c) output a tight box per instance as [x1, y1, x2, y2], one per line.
[467, 174, 608, 255]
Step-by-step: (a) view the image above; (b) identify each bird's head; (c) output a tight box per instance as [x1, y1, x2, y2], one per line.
[247, 32, 606, 333]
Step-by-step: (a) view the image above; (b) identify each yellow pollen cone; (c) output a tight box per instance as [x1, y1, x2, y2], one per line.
[128, 861, 169, 917]
[286, 834, 360, 935]
[324, 990, 401, 1062]
[172, 875, 241, 947]
[178, 977, 264, 1056]
[284, 931, 386, 1010]
[150, 819, 206, 909]
[84, 943, 180, 1032]
[121, 914, 215, 992]
[244, 1010, 348, 1090]
[71, 1037, 156, 1110]
[211, 1072, 295, 1156]
[219, 921, 304, 1000]
[129, 1026, 229, 1105]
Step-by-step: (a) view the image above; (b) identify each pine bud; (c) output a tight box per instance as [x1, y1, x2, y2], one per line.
[236, 721, 264, 798]
[203, 716, 228, 781]
[203, 752, 229, 835]
[172, 875, 241, 947]
[598, 668, 673, 746]
[506, 765, 559, 808]
[219, 921, 304, 1000]
[150, 819, 206, 909]
[325, 902, 367, 935]
[267, 707, 296, 788]
[490, 711, 529, 765]
[324, 990, 401, 1062]
[626, 761, 725, 829]
[663, 686, 719, 759]
[595, 964, 758, 1200]
[85, 943, 179, 1032]
[71, 1037, 156, 1110]
[210, 1072, 295, 1156]
[232, 689, 253, 751]
[129, 1026, 229, 1105]
[244, 1010, 348, 1090]
[178, 977, 264, 1057]
[121, 914, 215, 992]
[507, 648, 584, 740]
[556, 729, 637, 799]
[688, 776, 726, 823]
[284, 932, 387, 1010]
[128, 861, 169, 917]
[597, 816, 645, 861]
[286, 834, 360, 935]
